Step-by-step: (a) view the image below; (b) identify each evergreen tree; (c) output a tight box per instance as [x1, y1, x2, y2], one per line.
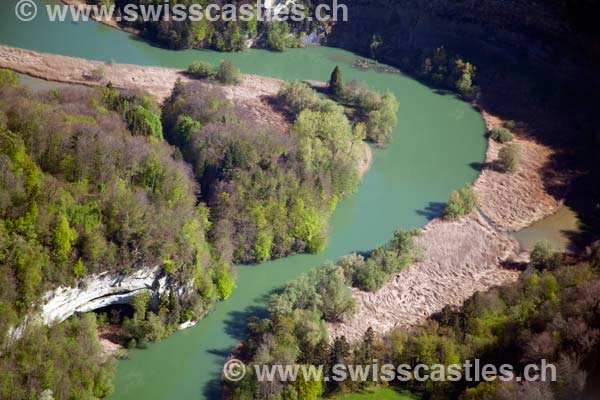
[329, 66, 343, 97]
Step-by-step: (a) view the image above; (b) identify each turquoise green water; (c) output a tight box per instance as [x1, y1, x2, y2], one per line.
[512, 205, 581, 252]
[1, 1, 486, 398]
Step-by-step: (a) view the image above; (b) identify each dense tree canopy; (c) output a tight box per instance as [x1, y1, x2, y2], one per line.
[162, 79, 362, 263]
[0, 75, 236, 398]
[93, 0, 314, 52]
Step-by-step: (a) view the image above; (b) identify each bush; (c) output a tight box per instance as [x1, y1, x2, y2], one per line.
[505, 120, 517, 130]
[530, 240, 558, 269]
[0, 69, 19, 87]
[444, 183, 477, 220]
[215, 60, 241, 85]
[490, 127, 513, 143]
[498, 143, 521, 173]
[89, 65, 107, 82]
[365, 92, 399, 146]
[278, 82, 343, 117]
[187, 61, 216, 79]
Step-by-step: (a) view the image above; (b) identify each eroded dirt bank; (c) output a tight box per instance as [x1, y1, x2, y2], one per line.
[330, 113, 565, 342]
[474, 111, 565, 232]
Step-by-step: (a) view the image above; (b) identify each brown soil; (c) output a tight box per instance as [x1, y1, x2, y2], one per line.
[97, 325, 125, 360]
[329, 211, 522, 342]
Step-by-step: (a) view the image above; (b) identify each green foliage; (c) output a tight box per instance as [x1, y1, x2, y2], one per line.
[126, 105, 163, 140]
[443, 183, 477, 220]
[419, 47, 480, 99]
[530, 240, 555, 269]
[329, 66, 344, 97]
[265, 21, 301, 51]
[214, 264, 236, 300]
[0, 69, 19, 88]
[339, 229, 421, 292]
[0, 313, 115, 400]
[102, 84, 163, 139]
[489, 127, 513, 143]
[163, 81, 361, 263]
[338, 80, 399, 146]
[0, 82, 225, 367]
[187, 60, 241, 85]
[505, 120, 517, 130]
[365, 92, 399, 146]
[278, 82, 343, 117]
[98, 0, 313, 52]
[269, 263, 356, 323]
[239, 252, 600, 399]
[187, 61, 216, 79]
[498, 143, 521, 173]
[289, 368, 324, 400]
[215, 60, 241, 85]
[52, 213, 77, 261]
[73, 258, 86, 278]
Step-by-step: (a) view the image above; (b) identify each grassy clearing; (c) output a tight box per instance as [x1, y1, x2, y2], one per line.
[330, 387, 418, 400]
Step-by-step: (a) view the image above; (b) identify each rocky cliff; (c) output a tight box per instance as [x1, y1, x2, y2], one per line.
[324, 0, 597, 74]
[40, 266, 166, 324]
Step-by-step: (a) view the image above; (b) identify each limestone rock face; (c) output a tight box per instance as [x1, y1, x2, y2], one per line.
[41, 266, 164, 325]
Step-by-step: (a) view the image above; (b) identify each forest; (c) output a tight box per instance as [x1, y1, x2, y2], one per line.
[162, 71, 397, 263]
[226, 236, 600, 400]
[92, 0, 316, 51]
[0, 65, 398, 398]
[0, 70, 234, 398]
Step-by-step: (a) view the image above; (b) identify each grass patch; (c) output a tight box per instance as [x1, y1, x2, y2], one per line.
[330, 387, 418, 400]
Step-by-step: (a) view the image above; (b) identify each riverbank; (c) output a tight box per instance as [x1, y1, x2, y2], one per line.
[0, 45, 289, 130]
[0, 45, 375, 178]
[475, 111, 565, 232]
[1, 45, 565, 345]
[330, 109, 566, 342]
[329, 211, 522, 341]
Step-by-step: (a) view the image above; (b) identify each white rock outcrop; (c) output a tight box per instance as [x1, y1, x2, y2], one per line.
[41, 266, 164, 325]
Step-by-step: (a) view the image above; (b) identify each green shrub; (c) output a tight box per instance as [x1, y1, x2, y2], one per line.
[215, 60, 241, 85]
[365, 92, 399, 146]
[444, 183, 477, 220]
[505, 120, 517, 130]
[278, 82, 343, 117]
[498, 143, 521, 173]
[530, 240, 560, 269]
[490, 127, 513, 143]
[0, 69, 19, 87]
[187, 61, 216, 79]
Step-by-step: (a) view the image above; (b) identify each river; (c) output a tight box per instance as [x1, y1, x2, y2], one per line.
[1, 1, 488, 398]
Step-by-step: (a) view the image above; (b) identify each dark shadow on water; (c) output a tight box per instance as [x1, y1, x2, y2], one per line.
[201, 371, 223, 400]
[416, 202, 447, 220]
[469, 161, 486, 172]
